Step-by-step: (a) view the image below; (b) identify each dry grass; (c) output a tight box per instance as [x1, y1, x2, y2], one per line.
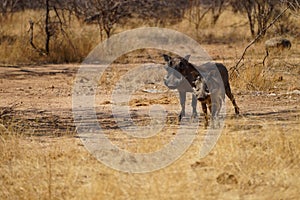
[0, 8, 300, 200]
[1, 60, 299, 199]
[0, 10, 100, 64]
[1, 111, 299, 199]
[229, 40, 300, 92]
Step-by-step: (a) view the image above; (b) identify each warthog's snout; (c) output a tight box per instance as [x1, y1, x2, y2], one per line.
[197, 96, 207, 101]
[193, 76, 211, 102]
[163, 72, 183, 90]
[195, 91, 210, 102]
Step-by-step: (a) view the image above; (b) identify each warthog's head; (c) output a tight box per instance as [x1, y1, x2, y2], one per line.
[163, 54, 196, 89]
[193, 76, 210, 101]
[281, 39, 291, 49]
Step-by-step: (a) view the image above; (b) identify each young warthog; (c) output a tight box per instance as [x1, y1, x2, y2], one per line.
[163, 54, 239, 122]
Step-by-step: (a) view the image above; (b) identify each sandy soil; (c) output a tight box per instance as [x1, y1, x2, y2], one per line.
[0, 54, 299, 199]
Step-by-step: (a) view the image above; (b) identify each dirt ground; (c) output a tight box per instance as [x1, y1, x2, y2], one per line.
[0, 49, 299, 199]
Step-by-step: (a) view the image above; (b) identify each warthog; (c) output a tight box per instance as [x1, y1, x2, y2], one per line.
[263, 37, 291, 65]
[163, 54, 239, 122]
[265, 37, 291, 56]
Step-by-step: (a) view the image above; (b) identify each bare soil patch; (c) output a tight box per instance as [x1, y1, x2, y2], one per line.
[0, 53, 299, 199]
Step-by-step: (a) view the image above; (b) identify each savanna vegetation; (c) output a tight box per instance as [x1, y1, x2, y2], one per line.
[0, 0, 299, 199]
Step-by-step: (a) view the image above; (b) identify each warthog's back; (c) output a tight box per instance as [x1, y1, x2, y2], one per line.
[196, 62, 229, 85]
[265, 37, 291, 50]
[176, 62, 228, 93]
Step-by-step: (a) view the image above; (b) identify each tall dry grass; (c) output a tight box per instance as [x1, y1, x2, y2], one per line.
[0, 111, 299, 199]
[0, 10, 100, 64]
[0, 8, 299, 199]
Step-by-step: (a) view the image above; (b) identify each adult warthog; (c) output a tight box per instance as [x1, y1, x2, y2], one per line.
[163, 54, 239, 123]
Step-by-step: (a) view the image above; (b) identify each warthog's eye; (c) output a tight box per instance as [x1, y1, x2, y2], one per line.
[177, 62, 185, 71]
[204, 84, 209, 93]
[168, 61, 173, 66]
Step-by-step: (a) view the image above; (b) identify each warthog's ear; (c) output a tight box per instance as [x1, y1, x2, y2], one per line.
[184, 55, 191, 61]
[180, 55, 190, 63]
[163, 54, 171, 62]
[193, 76, 201, 86]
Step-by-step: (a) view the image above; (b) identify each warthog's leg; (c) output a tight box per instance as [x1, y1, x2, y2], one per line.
[210, 101, 222, 128]
[178, 91, 186, 121]
[225, 86, 240, 115]
[210, 103, 218, 119]
[201, 102, 209, 126]
[191, 94, 198, 119]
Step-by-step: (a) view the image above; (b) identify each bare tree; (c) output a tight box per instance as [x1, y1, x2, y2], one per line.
[80, 0, 189, 39]
[211, 0, 228, 25]
[131, 0, 188, 26]
[0, 0, 22, 20]
[29, 0, 76, 56]
[230, 0, 285, 37]
[28, 0, 51, 55]
[0, 0, 43, 17]
[186, 0, 229, 36]
[83, 0, 131, 39]
[186, 0, 211, 35]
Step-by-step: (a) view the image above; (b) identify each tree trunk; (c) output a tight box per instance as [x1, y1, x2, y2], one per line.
[247, 11, 255, 37]
[45, 0, 50, 55]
